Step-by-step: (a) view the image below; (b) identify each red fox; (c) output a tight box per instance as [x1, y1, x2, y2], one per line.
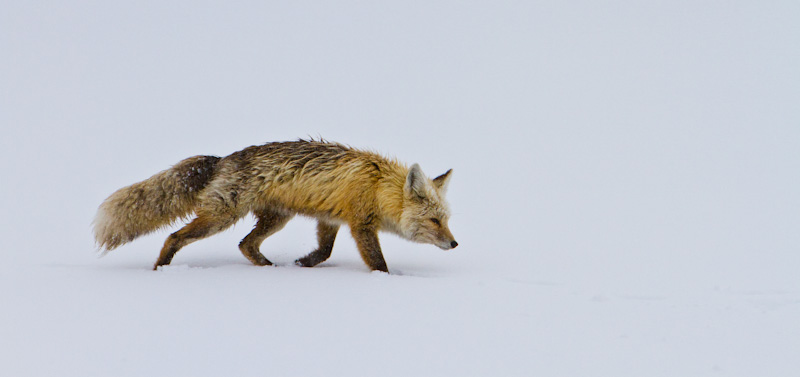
[93, 139, 457, 272]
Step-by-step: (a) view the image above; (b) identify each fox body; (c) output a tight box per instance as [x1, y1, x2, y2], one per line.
[94, 140, 457, 271]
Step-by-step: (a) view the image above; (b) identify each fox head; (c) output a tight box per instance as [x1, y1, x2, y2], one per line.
[399, 164, 458, 250]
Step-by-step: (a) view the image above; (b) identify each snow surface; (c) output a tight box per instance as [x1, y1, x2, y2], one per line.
[2, 1, 799, 376]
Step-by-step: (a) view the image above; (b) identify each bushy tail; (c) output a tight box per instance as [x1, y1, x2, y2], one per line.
[93, 155, 221, 253]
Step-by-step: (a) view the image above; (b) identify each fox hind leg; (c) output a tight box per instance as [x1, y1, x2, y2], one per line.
[154, 213, 237, 270]
[296, 221, 340, 268]
[238, 209, 292, 266]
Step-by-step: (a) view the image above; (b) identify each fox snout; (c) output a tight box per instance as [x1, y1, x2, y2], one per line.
[437, 238, 458, 250]
[438, 228, 458, 250]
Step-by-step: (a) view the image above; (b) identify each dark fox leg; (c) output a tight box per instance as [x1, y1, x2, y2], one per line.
[154, 214, 237, 270]
[239, 210, 292, 266]
[350, 225, 388, 272]
[296, 221, 340, 267]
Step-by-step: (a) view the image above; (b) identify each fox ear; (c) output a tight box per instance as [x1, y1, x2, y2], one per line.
[405, 163, 428, 199]
[432, 169, 452, 194]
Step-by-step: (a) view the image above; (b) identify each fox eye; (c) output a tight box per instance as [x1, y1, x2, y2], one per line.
[430, 218, 441, 226]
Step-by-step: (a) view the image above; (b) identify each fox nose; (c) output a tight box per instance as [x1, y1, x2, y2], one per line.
[450, 241, 458, 249]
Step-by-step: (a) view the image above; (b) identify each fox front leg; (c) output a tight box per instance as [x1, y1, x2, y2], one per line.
[350, 225, 388, 273]
[296, 221, 340, 268]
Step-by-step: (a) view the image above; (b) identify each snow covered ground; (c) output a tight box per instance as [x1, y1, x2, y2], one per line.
[2, 1, 799, 376]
